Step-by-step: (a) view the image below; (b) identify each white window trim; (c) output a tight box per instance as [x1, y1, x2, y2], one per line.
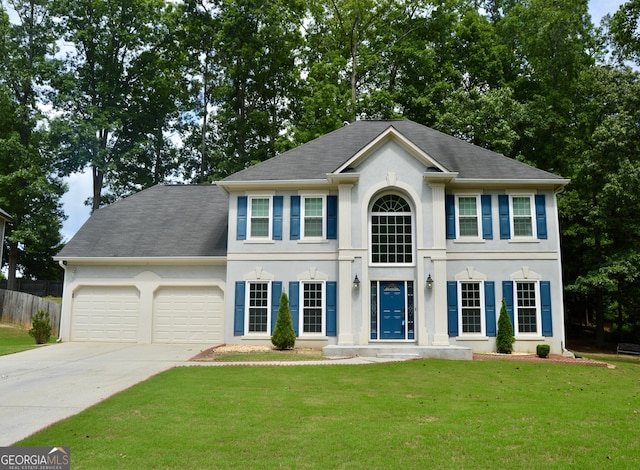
[301, 195, 326, 240]
[245, 280, 271, 335]
[455, 194, 482, 241]
[248, 196, 272, 240]
[509, 194, 537, 240]
[514, 280, 541, 337]
[299, 280, 325, 337]
[458, 280, 486, 337]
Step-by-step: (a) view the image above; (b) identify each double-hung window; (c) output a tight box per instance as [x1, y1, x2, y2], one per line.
[459, 281, 484, 335]
[515, 281, 539, 335]
[249, 197, 271, 239]
[303, 196, 324, 239]
[511, 195, 534, 238]
[301, 281, 324, 334]
[457, 195, 480, 238]
[247, 281, 270, 333]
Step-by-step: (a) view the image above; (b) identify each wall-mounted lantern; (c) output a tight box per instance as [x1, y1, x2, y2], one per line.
[353, 275, 360, 289]
[426, 274, 434, 289]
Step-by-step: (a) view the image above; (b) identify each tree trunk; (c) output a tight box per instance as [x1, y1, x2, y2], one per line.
[7, 240, 19, 291]
[92, 166, 104, 213]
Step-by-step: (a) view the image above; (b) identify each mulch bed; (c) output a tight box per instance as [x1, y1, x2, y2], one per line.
[473, 353, 616, 368]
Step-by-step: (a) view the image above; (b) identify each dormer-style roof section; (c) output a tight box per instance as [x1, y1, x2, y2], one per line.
[220, 119, 568, 185]
[57, 185, 228, 259]
[0, 208, 13, 223]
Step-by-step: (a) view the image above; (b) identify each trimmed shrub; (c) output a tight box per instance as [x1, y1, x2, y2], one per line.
[29, 310, 52, 344]
[536, 344, 551, 358]
[496, 298, 515, 354]
[271, 292, 296, 350]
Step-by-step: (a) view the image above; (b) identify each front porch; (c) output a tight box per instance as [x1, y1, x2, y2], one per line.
[322, 344, 473, 360]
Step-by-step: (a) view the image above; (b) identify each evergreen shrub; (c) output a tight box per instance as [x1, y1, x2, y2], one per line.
[271, 292, 296, 350]
[29, 310, 52, 344]
[496, 298, 515, 354]
[536, 344, 550, 358]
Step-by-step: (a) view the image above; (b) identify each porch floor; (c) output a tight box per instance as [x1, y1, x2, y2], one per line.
[322, 344, 473, 361]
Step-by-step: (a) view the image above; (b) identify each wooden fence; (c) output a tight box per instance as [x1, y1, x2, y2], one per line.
[0, 280, 63, 298]
[0, 289, 61, 336]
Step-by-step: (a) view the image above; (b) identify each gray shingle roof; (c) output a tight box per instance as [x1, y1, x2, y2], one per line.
[57, 184, 228, 258]
[223, 120, 565, 182]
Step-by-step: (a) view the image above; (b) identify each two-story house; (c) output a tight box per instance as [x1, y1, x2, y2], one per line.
[56, 120, 569, 359]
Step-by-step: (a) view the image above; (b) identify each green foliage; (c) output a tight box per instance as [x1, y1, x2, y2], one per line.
[28, 310, 52, 345]
[271, 292, 296, 350]
[496, 298, 514, 354]
[536, 344, 551, 358]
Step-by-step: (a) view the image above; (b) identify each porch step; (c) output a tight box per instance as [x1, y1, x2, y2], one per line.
[376, 352, 421, 359]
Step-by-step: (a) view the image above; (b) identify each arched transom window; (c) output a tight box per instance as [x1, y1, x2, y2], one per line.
[371, 194, 413, 264]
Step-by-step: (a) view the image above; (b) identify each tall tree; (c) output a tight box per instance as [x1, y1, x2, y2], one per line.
[50, 0, 172, 211]
[0, 1, 65, 287]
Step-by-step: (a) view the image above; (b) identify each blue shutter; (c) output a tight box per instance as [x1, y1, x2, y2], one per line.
[237, 196, 247, 240]
[271, 281, 282, 333]
[481, 195, 493, 240]
[326, 281, 337, 336]
[447, 281, 458, 336]
[502, 281, 514, 334]
[535, 194, 548, 240]
[485, 281, 496, 337]
[446, 194, 456, 239]
[290, 196, 300, 240]
[327, 195, 338, 240]
[540, 281, 553, 336]
[234, 281, 245, 336]
[498, 195, 510, 240]
[289, 282, 300, 336]
[273, 196, 283, 240]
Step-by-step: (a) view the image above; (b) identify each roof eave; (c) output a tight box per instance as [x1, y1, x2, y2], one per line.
[447, 178, 570, 191]
[216, 179, 334, 193]
[55, 256, 228, 266]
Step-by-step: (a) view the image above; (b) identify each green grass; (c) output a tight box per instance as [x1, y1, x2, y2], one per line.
[17, 358, 640, 469]
[0, 322, 50, 356]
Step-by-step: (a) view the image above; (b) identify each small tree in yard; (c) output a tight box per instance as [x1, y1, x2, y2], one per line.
[271, 292, 296, 350]
[29, 310, 52, 344]
[496, 298, 515, 354]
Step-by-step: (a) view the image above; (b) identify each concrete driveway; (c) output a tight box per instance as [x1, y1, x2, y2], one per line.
[0, 342, 209, 446]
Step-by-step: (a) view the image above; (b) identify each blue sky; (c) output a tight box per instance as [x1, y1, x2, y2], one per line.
[58, 0, 628, 241]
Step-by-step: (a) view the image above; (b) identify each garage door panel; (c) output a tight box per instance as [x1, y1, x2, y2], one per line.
[153, 286, 223, 344]
[71, 286, 140, 342]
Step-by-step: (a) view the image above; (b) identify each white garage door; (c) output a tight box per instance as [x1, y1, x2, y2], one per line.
[153, 286, 224, 343]
[71, 286, 140, 342]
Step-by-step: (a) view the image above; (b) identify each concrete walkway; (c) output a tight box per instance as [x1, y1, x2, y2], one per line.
[0, 343, 406, 445]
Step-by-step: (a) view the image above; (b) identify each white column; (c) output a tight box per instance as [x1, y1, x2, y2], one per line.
[337, 183, 355, 345]
[431, 257, 450, 345]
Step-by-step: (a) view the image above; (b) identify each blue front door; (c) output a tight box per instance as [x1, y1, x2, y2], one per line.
[380, 281, 405, 339]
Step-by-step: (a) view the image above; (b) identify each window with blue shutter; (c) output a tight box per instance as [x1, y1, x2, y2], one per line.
[502, 280, 515, 334]
[447, 281, 458, 336]
[237, 196, 248, 240]
[290, 196, 300, 240]
[273, 196, 283, 240]
[535, 194, 547, 240]
[498, 195, 510, 239]
[481, 195, 493, 240]
[326, 281, 337, 336]
[540, 281, 553, 336]
[446, 194, 456, 239]
[289, 281, 300, 336]
[271, 282, 282, 333]
[234, 281, 245, 335]
[327, 195, 338, 240]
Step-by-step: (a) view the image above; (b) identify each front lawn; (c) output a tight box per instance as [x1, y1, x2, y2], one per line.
[0, 322, 49, 356]
[18, 358, 640, 469]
